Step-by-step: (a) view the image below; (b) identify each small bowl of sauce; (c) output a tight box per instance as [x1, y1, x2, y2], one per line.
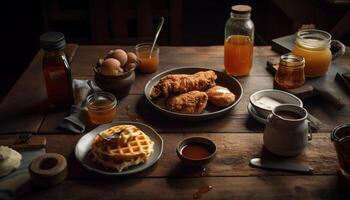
[176, 137, 217, 166]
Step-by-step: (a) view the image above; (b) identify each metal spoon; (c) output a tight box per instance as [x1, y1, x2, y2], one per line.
[149, 16, 164, 58]
[99, 128, 127, 141]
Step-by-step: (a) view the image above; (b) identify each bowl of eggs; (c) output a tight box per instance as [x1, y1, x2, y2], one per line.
[94, 49, 139, 99]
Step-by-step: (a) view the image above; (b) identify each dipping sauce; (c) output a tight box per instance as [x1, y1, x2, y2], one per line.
[135, 43, 159, 73]
[275, 110, 302, 120]
[87, 92, 117, 124]
[181, 143, 212, 160]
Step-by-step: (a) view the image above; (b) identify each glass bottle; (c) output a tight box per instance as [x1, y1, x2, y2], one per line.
[224, 5, 254, 76]
[40, 32, 73, 108]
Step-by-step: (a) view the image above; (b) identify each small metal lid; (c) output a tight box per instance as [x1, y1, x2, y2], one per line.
[40, 31, 66, 50]
[231, 5, 252, 14]
[280, 53, 305, 67]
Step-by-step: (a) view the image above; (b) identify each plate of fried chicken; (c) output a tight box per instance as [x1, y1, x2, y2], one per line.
[144, 67, 243, 120]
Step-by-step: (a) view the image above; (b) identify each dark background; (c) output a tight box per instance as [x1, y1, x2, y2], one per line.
[2, 0, 350, 99]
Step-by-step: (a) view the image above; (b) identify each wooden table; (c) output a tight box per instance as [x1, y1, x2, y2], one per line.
[1, 45, 350, 200]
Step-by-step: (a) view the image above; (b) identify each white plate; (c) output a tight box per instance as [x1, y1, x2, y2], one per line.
[75, 121, 163, 176]
[249, 89, 303, 118]
[247, 102, 267, 124]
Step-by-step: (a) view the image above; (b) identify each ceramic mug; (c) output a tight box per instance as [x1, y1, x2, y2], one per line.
[331, 124, 350, 180]
[263, 104, 312, 157]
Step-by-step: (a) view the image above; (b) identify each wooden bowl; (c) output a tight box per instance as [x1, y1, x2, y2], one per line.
[94, 66, 135, 99]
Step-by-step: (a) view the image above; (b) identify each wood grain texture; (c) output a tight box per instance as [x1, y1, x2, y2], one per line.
[23, 175, 350, 200]
[2, 45, 350, 199]
[36, 133, 338, 178]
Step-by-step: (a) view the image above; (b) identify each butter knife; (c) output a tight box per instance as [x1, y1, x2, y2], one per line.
[250, 158, 313, 174]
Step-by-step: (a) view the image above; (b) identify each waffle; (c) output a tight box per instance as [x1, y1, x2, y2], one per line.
[91, 125, 154, 172]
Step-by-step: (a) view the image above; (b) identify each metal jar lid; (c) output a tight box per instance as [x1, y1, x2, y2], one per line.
[231, 5, 252, 14]
[279, 53, 305, 67]
[40, 32, 66, 50]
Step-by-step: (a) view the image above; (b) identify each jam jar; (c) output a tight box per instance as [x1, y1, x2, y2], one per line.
[87, 91, 117, 124]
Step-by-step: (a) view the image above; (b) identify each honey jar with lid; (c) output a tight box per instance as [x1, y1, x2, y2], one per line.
[40, 31, 74, 108]
[274, 53, 305, 90]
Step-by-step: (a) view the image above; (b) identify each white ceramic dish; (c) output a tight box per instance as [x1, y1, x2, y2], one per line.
[75, 121, 163, 176]
[249, 89, 303, 118]
[247, 102, 267, 124]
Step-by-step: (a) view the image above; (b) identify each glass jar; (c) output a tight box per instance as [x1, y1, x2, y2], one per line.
[40, 32, 74, 108]
[292, 29, 332, 77]
[87, 91, 117, 124]
[224, 5, 254, 76]
[135, 43, 160, 74]
[274, 53, 305, 89]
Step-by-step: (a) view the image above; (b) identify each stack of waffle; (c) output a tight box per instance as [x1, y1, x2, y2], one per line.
[91, 125, 154, 172]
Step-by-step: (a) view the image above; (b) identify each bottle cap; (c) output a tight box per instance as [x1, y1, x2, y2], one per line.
[40, 32, 66, 50]
[231, 5, 252, 14]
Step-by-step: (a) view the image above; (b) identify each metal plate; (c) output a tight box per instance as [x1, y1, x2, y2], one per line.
[144, 67, 243, 121]
[75, 121, 163, 176]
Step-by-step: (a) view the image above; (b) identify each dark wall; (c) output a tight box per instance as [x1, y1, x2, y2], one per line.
[2, 1, 42, 98]
[2, 0, 349, 99]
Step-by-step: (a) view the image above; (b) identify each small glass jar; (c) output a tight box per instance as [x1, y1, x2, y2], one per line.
[274, 53, 305, 89]
[224, 5, 254, 76]
[292, 29, 332, 77]
[87, 91, 117, 124]
[135, 43, 160, 73]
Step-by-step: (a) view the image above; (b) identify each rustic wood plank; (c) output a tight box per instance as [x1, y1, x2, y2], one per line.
[38, 92, 350, 134]
[0, 44, 78, 134]
[23, 175, 350, 200]
[34, 133, 338, 178]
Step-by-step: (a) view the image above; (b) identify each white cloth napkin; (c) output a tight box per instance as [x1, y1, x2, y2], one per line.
[59, 79, 101, 133]
[0, 149, 45, 200]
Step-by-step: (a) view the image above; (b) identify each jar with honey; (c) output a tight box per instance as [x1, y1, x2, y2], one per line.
[292, 29, 334, 77]
[40, 32, 74, 108]
[87, 92, 117, 125]
[224, 5, 254, 76]
[274, 53, 305, 89]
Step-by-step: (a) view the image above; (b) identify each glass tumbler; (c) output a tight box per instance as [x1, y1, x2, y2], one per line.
[135, 43, 160, 74]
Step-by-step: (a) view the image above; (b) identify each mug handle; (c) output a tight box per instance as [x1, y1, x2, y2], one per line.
[331, 40, 346, 60]
[308, 121, 313, 141]
[266, 113, 274, 123]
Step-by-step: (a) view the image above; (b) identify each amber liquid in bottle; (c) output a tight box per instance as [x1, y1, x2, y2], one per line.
[43, 50, 74, 108]
[224, 35, 253, 76]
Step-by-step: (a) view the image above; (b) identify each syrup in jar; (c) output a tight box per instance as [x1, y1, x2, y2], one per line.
[40, 32, 73, 108]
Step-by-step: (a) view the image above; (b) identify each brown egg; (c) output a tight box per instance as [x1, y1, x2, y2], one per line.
[100, 58, 121, 76]
[124, 62, 137, 71]
[126, 52, 138, 64]
[108, 49, 128, 66]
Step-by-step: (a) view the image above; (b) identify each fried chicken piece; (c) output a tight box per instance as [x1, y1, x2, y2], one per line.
[151, 70, 217, 98]
[206, 86, 236, 107]
[166, 91, 208, 114]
